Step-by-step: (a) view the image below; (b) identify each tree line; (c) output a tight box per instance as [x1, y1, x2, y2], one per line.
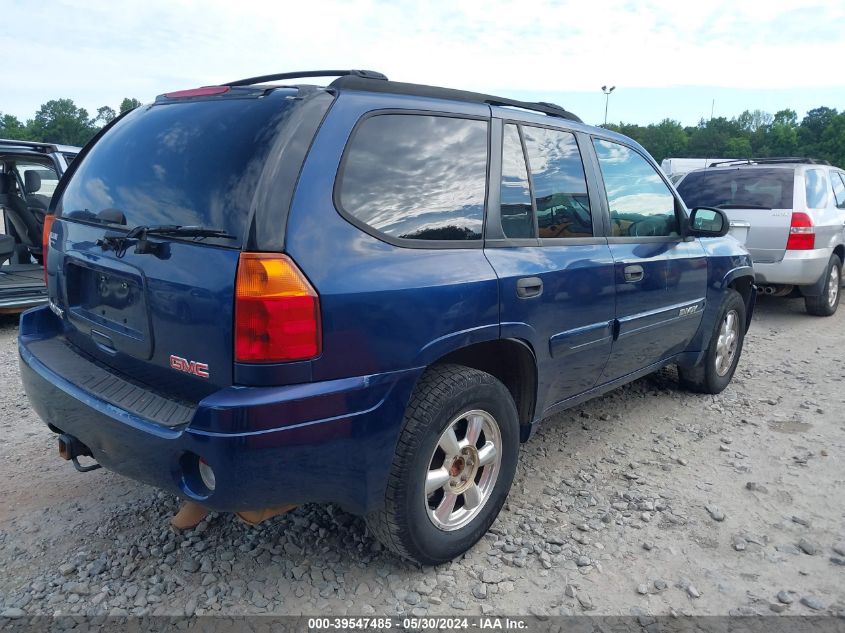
[0, 98, 141, 147]
[605, 107, 845, 167]
[2, 97, 844, 169]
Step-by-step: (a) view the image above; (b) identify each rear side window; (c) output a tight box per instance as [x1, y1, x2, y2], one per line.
[593, 139, 679, 238]
[59, 95, 293, 243]
[523, 126, 593, 238]
[339, 114, 488, 242]
[676, 168, 795, 210]
[832, 172, 845, 209]
[805, 169, 829, 209]
[500, 124, 533, 239]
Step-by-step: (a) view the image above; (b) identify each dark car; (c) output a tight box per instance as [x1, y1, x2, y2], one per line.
[19, 70, 755, 565]
[0, 139, 79, 312]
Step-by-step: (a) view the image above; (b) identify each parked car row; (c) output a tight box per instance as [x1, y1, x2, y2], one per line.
[10, 71, 841, 566]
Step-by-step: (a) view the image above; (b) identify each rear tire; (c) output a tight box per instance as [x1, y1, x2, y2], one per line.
[804, 255, 841, 316]
[366, 364, 519, 565]
[678, 289, 746, 394]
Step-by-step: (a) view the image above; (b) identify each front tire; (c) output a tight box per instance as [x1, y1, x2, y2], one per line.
[366, 364, 519, 565]
[804, 254, 841, 316]
[678, 289, 746, 394]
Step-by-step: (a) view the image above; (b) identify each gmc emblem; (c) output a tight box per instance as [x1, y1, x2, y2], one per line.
[169, 355, 209, 379]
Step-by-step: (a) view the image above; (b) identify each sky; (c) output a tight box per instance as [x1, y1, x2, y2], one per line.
[2, 0, 844, 127]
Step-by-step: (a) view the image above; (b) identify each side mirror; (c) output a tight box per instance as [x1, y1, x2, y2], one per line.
[688, 207, 729, 237]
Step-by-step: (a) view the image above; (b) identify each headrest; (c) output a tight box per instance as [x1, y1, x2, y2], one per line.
[24, 170, 42, 194]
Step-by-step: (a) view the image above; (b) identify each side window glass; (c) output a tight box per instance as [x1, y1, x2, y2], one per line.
[829, 172, 845, 209]
[804, 169, 829, 209]
[593, 139, 679, 238]
[339, 114, 488, 242]
[523, 126, 593, 238]
[500, 124, 534, 239]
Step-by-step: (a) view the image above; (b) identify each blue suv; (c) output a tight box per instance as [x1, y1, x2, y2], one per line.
[19, 70, 755, 565]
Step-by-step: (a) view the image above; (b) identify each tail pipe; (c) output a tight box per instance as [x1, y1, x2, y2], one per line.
[58, 433, 102, 473]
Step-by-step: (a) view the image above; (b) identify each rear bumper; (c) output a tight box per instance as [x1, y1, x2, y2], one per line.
[18, 306, 420, 515]
[753, 249, 830, 286]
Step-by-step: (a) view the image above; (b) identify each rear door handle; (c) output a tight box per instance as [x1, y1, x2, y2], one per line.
[624, 264, 644, 283]
[516, 276, 543, 298]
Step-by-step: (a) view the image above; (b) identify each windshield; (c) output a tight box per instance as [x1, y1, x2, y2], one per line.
[677, 168, 795, 209]
[57, 93, 296, 243]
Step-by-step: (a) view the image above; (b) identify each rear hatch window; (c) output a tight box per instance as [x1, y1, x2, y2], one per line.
[57, 93, 293, 243]
[677, 168, 795, 210]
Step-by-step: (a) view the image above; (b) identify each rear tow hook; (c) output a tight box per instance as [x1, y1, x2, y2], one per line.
[57, 434, 102, 473]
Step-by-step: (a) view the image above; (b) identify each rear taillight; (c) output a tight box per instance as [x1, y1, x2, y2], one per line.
[42, 214, 55, 284]
[234, 253, 321, 363]
[786, 212, 815, 250]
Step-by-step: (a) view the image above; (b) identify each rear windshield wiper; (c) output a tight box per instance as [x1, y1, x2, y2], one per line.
[97, 224, 237, 257]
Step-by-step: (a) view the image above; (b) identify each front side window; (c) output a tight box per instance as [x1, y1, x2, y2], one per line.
[523, 126, 593, 238]
[500, 124, 533, 239]
[339, 114, 488, 242]
[593, 139, 679, 238]
[805, 169, 829, 209]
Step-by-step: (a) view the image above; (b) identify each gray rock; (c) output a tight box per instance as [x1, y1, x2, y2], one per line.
[776, 543, 801, 555]
[577, 593, 594, 610]
[576, 556, 591, 567]
[770, 602, 788, 613]
[482, 569, 505, 584]
[654, 579, 668, 591]
[832, 542, 845, 557]
[830, 556, 845, 566]
[1, 608, 25, 619]
[637, 584, 649, 595]
[791, 515, 811, 527]
[564, 584, 577, 598]
[687, 585, 701, 598]
[181, 558, 200, 573]
[705, 505, 726, 522]
[798, 538, 820, 556]
[472, 584, 488, 600]
[745, 482, 768, 493]
[642, 541, 654, 551]
[800, 596, 825, 611]
[777, 590, 794, 604]
[58, 563, 76, 577]
[733, 537, 747, 551]
[404, 591, 420, 606]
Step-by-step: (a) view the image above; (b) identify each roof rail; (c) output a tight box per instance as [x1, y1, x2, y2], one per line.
[708, 157, 830, 167]
[330, 76, 582, 123]
[0, 138, 58, 153]
[225, 69, 388, 87]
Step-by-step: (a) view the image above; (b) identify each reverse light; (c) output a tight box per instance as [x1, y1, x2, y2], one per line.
[786, 212, 815, 250]
[198, 458, 216, 492]
[42, 214, 55, 284]
[235, 253, 321, 363]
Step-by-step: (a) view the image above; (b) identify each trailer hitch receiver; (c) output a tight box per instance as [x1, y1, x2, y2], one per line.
[57, 433, 102, 473]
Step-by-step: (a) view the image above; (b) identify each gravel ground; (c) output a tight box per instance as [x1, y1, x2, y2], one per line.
[0, 295, 844, 618]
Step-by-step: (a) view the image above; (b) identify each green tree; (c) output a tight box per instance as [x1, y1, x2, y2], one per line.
[93, 105, 116, 126]
[0, 113, 29, 140]
[26, 98, 96, 145]
[641, 119, 688, 163]
[119, 97, 141, 113]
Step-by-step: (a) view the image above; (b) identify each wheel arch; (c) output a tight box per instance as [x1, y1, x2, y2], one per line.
[431, 338, 538, 442]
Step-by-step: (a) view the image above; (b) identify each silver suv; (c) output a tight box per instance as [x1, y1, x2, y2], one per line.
[676, 159, 845, 316]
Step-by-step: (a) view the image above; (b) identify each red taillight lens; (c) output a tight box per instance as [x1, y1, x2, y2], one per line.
[234, 253, 321, 363]
[42, 214, 55, 284]
[786, 212, 815, 250]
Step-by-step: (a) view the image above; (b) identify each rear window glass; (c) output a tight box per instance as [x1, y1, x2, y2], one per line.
[58, 95, 292, 243]
[339, 114, 488, 242]
[804, 169, 829, 209]
[677, 168, 794, 209]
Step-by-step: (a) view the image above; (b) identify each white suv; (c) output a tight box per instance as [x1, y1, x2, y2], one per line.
[676, 159, 845, 316]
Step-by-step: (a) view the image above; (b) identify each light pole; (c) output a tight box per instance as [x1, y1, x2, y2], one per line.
[601, 85, 616, 126]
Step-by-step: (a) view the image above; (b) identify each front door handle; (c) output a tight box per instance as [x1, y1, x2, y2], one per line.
[624, 264, 644, 283]
[516, 276, 543, 298]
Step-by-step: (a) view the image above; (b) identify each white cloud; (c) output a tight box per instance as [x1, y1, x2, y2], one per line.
[1, 0, 843, 119]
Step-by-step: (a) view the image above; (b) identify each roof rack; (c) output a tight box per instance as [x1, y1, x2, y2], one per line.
[330, 75, 582, 122]
[0, 138, 58, 153]
[708, 157, 830, 167]
[224, 69, 387, 87]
